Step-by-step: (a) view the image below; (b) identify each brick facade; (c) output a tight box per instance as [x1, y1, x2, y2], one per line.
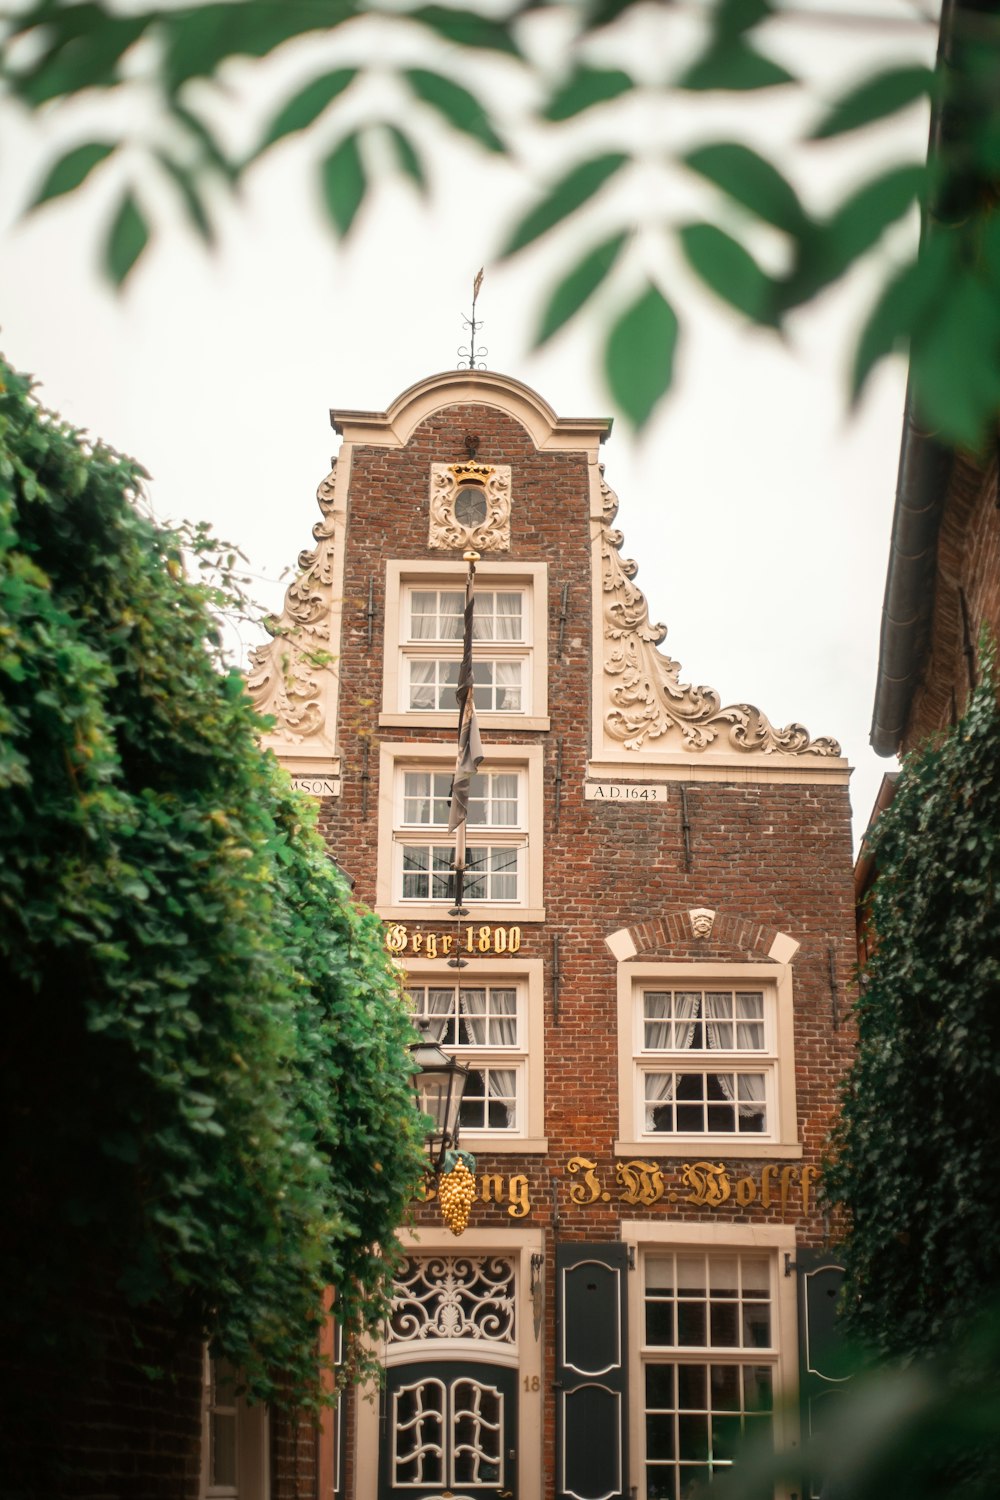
[0, 1299, 203, 1500]
[252, 370, 856, 1500]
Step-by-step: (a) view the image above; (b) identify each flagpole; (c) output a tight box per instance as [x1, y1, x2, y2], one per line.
[448, 548, 482, 937]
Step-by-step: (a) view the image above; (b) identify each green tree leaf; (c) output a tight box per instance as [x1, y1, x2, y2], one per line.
[404, 69, 505, 154]
[10, 11, 150, 107]
[104, 190, 150, 286]
[677, 40, 795, 93]
[501, 153, 628, 257]
[783, 164, 924, 308]
[850, 239, 951, 404]
[811, 65, 934, 141]
[383, 125, 427, 194]
[682, 141, 807, 234]
[678, 221, 778, 323]
[28, 142, 117, 212]
[406, 6, 522, 56]
[605, 282, 679, 428]
[162, 2, 356, 93]
[169, 100, 238, 184]
[911, 272, 1000, 448]
[534, 231, 628, 346]
[826, 164, 923, 266]
[153, 152, 214, 245]
[543, 66, 633, 122]
[320, 133, 367, 238]
[581, 0, 641, 29]
[712, 0, 775, 39]
[255, 69, 358, 155]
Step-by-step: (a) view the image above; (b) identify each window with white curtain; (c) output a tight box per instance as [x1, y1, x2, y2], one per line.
[637, 988, 775, 1140]
[402, 587, 529, 715]
[397, 768, 526, 905]
[408, 983, 524, 1133]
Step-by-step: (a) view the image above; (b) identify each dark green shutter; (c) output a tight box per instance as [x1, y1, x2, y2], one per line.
[555, 1244, 629, 1500]
[796, 1248, 852, 1500]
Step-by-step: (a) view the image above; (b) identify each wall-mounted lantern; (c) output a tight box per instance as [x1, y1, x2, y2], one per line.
[409, 1021, 470, 1175]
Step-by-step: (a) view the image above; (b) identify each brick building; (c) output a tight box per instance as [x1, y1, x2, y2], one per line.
[248, 368, 856, 1500]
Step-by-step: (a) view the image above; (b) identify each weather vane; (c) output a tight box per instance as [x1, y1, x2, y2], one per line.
[457, 268, 487, 370]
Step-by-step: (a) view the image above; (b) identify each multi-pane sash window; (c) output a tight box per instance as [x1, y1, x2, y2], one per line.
[399, 770, 524, 905]
[408, 984, 522, 1132]
[408, 658, 523, 713]
[207, 1357, 238, 1494]
[403, 587, 528, 716]
[643, 1252, 776, 1499]
[401, 846, 518, 903]
[402, 771, 519, 828]
[638, 989, 772, 1139]
[409, 589, 524, 642]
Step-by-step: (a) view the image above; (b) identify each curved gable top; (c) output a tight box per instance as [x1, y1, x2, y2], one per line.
[330, 369, 613, 452]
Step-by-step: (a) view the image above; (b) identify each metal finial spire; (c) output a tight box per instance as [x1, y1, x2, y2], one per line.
[457, 268, 487, 370]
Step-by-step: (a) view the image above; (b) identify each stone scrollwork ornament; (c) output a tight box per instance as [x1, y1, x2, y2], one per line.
[429, 462, 511, 551]
[247, 467, 338, 742]
[599, 468, 841, 757]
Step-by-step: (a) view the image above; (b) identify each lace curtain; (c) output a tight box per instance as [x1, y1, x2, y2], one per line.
[475, 593, 521, 641]
[644, 991, 700, 1052]
[459, 989, 517, 1046]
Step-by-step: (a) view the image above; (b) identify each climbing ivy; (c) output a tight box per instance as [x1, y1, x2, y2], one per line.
[0, 354, 427, 1405]
[825, 660, 1000, 1361]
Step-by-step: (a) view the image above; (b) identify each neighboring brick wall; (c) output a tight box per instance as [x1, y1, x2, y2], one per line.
[0, 1299, 202, 1500]
[907, 450, 1000, 748]
[313, 386, 856, 1500]
[271, 1407, 318, 1500]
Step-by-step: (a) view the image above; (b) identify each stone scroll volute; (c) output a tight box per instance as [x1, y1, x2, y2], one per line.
[247, 466, 339, 751]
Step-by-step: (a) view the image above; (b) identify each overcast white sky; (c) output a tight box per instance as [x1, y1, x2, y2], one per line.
[0, 2, 940, 850]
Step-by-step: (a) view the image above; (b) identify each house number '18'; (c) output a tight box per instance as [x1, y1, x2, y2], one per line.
[523, 1376, 540, 1392]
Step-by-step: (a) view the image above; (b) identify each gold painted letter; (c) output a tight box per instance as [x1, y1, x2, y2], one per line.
[507, 1175, 530, 1218]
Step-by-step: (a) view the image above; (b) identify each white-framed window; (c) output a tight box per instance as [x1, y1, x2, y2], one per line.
[409, 981, 523, 1134]
[615, 962, 799, 1158]
[399, 768, 523, 905]
[380, 562, 549, 732]
[206, 1357, 238, 1497]
[621, 1222, 799, 1500]
[377, 745, 544, 921]
[639, 987, 771, 1138]
[404, 586, 526, 715]
[199, 1351, 268, 1500]
[641, 1249, 778, 1498]
[403, 958, 546, 1151]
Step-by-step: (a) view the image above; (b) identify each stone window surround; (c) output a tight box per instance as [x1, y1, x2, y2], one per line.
[403, 956, 548, 1154]
[351, 1229, 546, 1500]
[376, 742, 546, 923]
[380, 560, 550, 732]
[615, 961, 801, 1160]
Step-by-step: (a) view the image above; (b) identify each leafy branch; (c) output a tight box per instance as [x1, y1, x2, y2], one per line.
[4, 1, 997, 444]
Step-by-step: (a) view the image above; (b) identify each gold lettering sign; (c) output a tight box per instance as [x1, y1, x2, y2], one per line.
[385, 923, 522, 958]
[566, 1156, 820, 1217]
[421, 1170, 530, 1219]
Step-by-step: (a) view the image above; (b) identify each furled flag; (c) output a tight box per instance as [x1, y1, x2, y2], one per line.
[448, 554, 484, 906]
